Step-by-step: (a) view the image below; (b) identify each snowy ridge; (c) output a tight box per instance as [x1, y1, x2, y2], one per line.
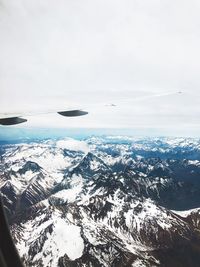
[16, 209, 84, 266]
[172, 208, 200, 218]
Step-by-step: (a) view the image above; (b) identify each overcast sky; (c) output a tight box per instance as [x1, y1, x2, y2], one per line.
[0, 0, 200, 135]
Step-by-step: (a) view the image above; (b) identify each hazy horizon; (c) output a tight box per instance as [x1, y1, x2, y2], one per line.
[0, 126, 199, 143]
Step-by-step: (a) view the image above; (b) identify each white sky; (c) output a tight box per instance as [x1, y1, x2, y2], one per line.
[0, 0, 200, 135]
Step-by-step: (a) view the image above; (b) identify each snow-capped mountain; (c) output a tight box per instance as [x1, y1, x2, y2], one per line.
[1, 136, 200, 266]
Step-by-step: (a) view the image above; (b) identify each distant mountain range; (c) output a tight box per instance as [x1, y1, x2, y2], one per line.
[1, 136, 200, 267]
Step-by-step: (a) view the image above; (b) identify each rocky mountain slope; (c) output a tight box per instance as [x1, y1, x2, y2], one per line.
[1, 136, 200, 267]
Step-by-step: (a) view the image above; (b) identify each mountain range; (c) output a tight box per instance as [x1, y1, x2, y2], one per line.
[1, 136, 200, 267]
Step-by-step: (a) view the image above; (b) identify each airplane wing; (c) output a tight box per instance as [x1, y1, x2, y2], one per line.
[0, 91, 182, 126]
[0, 110, 88, 126]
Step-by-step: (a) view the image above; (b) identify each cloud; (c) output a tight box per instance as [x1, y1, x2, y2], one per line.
[56, 139, 89, 153]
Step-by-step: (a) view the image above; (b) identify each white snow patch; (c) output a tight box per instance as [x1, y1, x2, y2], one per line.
[53, 175, 83, 203]
[188, 160, 200, 166]
[33, 149, 72, 172]
[132, 259, 146, 267]
[90, 158, 100, 170]
[125, 199, 172, 231]
[17, 210, 84, 266]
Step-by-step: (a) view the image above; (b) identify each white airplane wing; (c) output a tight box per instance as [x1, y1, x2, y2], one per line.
[0, 91, 181, 126]
[0, 109, 88, 125]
